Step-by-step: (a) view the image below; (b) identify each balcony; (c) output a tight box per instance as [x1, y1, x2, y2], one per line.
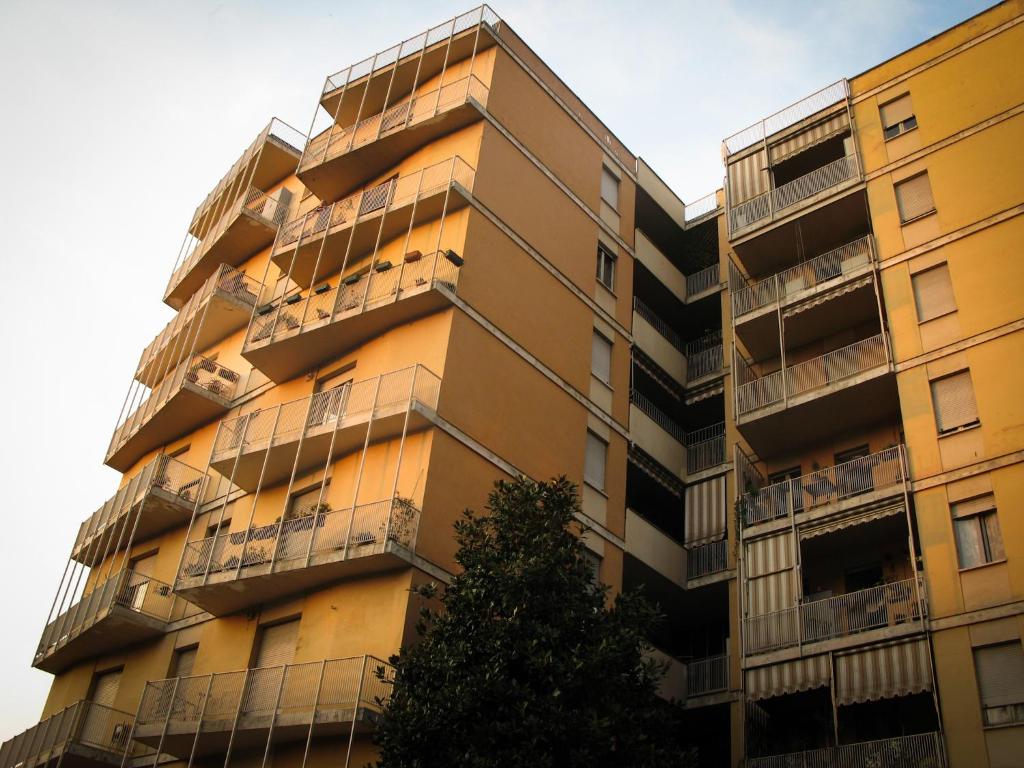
[742, 446, 905, 529]
[686, 539, 728, 581]
[138, 265, 260, 388]
[686, 422, 726, 475]
[744, 577, 924, 656]
[106, 353, 240, 472]
[176, 497, 421, 615]
[132, 656, 391, 759]
[685, 263, 720, 300]
[34, 570, 178, 673]
[272, 155, 474, 289]
[208, 365, 440, 493]
[71, 455, 204, 565]
[683, 192, 720, 226]
[686, 653, 729, 698]
[685, 331, 724, 385]
[0, 701, 147, 768]
[165, 186, 291, 309]
[734, 334, 896, 454]
[748, 732, 945, 768]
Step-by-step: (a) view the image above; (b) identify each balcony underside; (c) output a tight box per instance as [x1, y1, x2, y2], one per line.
[72, 488, 195, 565]
[738, 371, 898, 457]
[209, 404, 435, 493]
[139, 290, 257, 387]
[167, 212, 277, 310]
[19, 743, 125, 768]
[177, 542, 414, 616]
[244, 285, 456, 384]
[107, 386, 233, 473]
[273, 183, 469, 289]
[300, 102, 482, 204]
[132, 709, 377, 758]
[34, 607, 166, 674]
[737, 277, 876, 361]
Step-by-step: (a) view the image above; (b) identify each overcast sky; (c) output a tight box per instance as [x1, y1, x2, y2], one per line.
[0, 0, 991, 739]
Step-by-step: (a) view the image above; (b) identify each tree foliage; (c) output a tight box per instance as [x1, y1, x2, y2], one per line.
[373, 476, 694, 768]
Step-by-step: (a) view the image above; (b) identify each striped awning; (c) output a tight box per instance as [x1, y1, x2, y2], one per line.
[800, 504, 904, 541]
[769, 111, 850, 165]
[686, 383, 724, 405]
[746, 654, 831, 701]
[782, 276, 873, 318]
[684, 475, 727, 545]
[727, 149, 769, 204]
[628, 446, 683, 496]
[835, 638, 933, 706]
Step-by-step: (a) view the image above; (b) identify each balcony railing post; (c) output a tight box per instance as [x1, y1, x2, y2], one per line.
[430, 18, 458, 119]
[230, 405, 284, 583]
[151, 677, 180, 768]
[301, 661, 328, 768]
[184, 674, 215, 768]
[222, 668, 252, 768]
[344, 377, 384, 560]
[259, 665, 289, 768]
[344, 656, 370, 768]
[345, 52, 379, 155]
[269, 394, 319, 572]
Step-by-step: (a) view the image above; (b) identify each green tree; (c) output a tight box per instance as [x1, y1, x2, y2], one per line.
[373, 476, 694, 768]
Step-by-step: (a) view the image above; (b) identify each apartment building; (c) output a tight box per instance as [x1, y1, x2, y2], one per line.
[2, 3, 1023, 768]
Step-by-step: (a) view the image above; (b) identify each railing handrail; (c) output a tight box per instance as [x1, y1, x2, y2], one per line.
[632, 298, 685, 352]
[723, 80, 848, 154]
[747, 731, 943, 768]
[686, 652, 729, 696]
[630, 389, 687, 445]
[683, 192, 719, 222]
[685, 263, 720, 297]
[0, 700, 140, 768]
[686, 539, 729, 579]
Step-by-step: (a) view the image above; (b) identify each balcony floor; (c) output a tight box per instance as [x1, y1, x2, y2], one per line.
[34, 606, 166, 674]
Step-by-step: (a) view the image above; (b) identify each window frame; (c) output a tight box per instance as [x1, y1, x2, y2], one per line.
[953, 495, 1005, 570]
[974, 642, 1024, 727]
[591, 330, 613, 386]
[880, 94, 918, 141]
[911, 262, 957, 323]
[596, 242, 616, 291]
[930, 369, 980, 436]
[894, 171, 937, 224]
[584, 431, 608, 492]
[600, 165, 620, 210]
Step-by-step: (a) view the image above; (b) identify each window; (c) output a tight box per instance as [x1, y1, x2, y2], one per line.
[912, 263, 957, 322]
[170, 646, 198, 678]
[930, 370, 980, 434]
[584, 431, 608, 491]
[880, 94, 918, 140]
[596, 243, 616, 291]
[974, 642, 1024, 726]
[591, 331, 612, 385]
[953, 494, 1004, 568]
[600, 166, 619, 210]
[582, 548, 602, 586]
[895, 172, 936, 223]
[288, 483, 329, 519]
[253, 618, 300, 669]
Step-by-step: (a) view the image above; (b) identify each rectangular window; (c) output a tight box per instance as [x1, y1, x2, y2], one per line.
[288, 483, 329, 519]
[253, 618, 300, 669]
[596, 243, 616, 291]
[930, 370, 980, 434]
[974, 642, 1024, 726]
[600, 166, 619, 210]
[591, 331, 612, 385]
[912, 263, 957, 322]
[584, 431, 608, 491]
[171, 646, 198, 678]
[895, 172, 936, 223]
[880, 94, 918, 140]
[953, 494, 1004, 568]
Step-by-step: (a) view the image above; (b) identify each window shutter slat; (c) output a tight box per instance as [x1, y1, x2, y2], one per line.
[952, 494, 996, 518]
[254, 620, 299, 669]
[591, 332, 612, 383]
[896, 173, 935, 222]
[880, 94, 914, 128]
[912, 264, 956, 321]
[931, 371, 979, 433]
[975, 643, 1024, 707]
[585, 432, 607, 490]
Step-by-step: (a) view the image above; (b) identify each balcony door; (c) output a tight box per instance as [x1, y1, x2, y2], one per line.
[125, 553, 157, 612]
[81, 669, 121, 747]
[244, 619, 299, 714]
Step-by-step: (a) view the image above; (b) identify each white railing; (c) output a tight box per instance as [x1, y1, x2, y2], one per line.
[732, 236, 874, 319]
[136, 656, 392, 732]
[686, 422, 725, 474]
[686, 331, 724, 382]
[686, 540, 728, 579]
[108, 353, 240, 463]
[724, 80, 848, 154]
[633, 298, 685, 352]
[304, 74, 490, 172]
[748, 731, 945, 768]
[277, 155, 476, 253]
[684, 192, 719, 223]
[744, 577, 923, 655]
[686, 263, 720, 297]
[211, 365, 440, 462]
[735, 333, 888, 417]
[630, 389, 686, 445]
[0, 701, 145, 768]
[687, 654, 729, 696]
[36, 570, 176, 665]
[742, 445, 904, 527]
[248, 250, 461, 348]
[72, 455, 204, 562]
[179, 497, 419, 585]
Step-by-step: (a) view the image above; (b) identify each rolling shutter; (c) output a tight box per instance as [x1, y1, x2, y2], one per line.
[895, 173, 935, 222]
[171, 647, 198, 679]
[880, 94, 914, 129]
[930, 371, 979, 433]
[975, 642, 1024, 708]
[912, 264, 956, 322]
[91, 670, 121, 706]
[254, 619, 299, 669]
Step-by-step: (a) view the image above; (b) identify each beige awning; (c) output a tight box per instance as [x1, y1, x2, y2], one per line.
[628, 447, 683, 496]
[686, 384, 724, 405]
[800, 504, 904, 541]
[727, 149, 769, 204]
[835, 638, 932, 706]
[769, 112, 850, 165]
[783, 276, 873, 318]
[685, 475, 727, 546]
[746, 654, 831, 701]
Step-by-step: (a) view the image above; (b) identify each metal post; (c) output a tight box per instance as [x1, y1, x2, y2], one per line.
[344, 377, 383, 559]
[300, 661, 327, 768]
[392, 167, 427, 306]
[151, 678, 181, 768]
[305, 387, 348, 569]
[220, 669, 250, 768]
[344, 53, 379, 155]
[318, 68, 353, 168]
[185, 673, 215, 768]
[431, 20, 457, 118]
[268, 395, 318, 570]
[259, 665, 289, 768]
[327, 190, 367, 325]
[297, 201, 337, 329]
[358, 177, 400, 312]
[344, 656, 369, 768]
[384, 368, 417, 547]
[373, 44, 402, 144]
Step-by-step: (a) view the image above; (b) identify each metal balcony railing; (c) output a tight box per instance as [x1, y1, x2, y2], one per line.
[36, 570, 177, 666]
[135, 656, 392, 742]
[683, 192, 719, 223]
[633, 298, 685, 352]
[735, 333, 888, 418]
[630, 389, 687, 445]
[742, 445, 904, 527]
[686, 654, 729, 697]
[302, 75, 490, 173]
[72, 455, 204, 562]
[748, 731, 945, 768]
[686, 422, 726, 474]
[728, 154, 860, 235]
[0, 701, 146, 768]
[732, 236, 874, 320]
[744, 577, 924, 655]
[138, 265, 261, 385]
[248, 250, 461, 348]
[686, 540, 728, 580]
[108, 353, 240, 463]
[277, 155, 476, 253]
[686, 263, 720, 297]
[179, 497, 420, 585]
[724, 80, 849, 155]
[686, 331, 724, 382]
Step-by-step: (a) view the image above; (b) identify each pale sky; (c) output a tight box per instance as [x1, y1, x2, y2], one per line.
[0, 0, 992, 739]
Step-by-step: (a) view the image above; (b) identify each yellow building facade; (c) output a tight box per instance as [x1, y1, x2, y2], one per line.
[2, 4, 1023, 768]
